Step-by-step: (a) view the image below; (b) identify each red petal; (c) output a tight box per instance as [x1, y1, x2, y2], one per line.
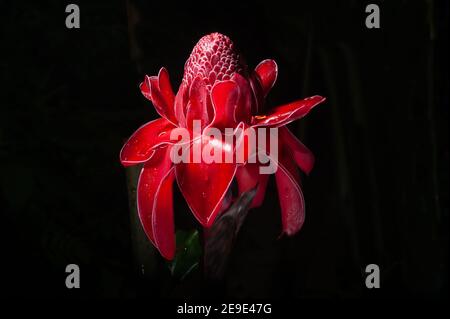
[232, 73, 252, 124]
[140, 75, 159, 104]
[120, 118, 176, 166]
[210, 80, 239, 129]
[175, 138, 237, 227]
[158, 68, 174, 104]
[251, 95, 326, 127]
[186, 77, 210, 130]
[249, 72, 265, 115]
[137, 147, 175, 259]
[174, 82, 188, 128]
[140, 68, 177, 125]
[140, 75, 152, 101]
[157, 68, 177, 124]
[254, 59, 278, 97]
[279, 127, 315, 175]
[152, 167, 176, 260]
[236, 164, 269, 208]
[275, 150, 305, 236]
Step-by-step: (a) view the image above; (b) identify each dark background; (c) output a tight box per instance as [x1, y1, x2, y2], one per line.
[1, 0, 448, 298]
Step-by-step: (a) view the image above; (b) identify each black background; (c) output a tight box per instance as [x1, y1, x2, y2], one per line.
[1, 0, 448, 298]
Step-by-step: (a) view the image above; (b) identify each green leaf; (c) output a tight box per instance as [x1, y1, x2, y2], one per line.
[168, 229, 202, 281]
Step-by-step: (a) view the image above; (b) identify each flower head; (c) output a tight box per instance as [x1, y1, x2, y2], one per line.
[120, 33, 325, 259]
[183, 33, 245, 89]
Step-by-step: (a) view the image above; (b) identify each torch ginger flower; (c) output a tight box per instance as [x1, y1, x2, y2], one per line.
[120, 33, 325, 259]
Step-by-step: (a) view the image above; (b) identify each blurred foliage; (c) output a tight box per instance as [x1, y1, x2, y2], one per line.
[169, 230, 201, 281]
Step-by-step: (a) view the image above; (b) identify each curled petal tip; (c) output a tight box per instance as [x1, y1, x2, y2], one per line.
[139, 76, 152, 101]
[255, 59, 278, 97]
[251, 95, 326, 128]
[140, 70, 178, 125]
[120, 118, 176, 166]
[314, 95, 326, 103]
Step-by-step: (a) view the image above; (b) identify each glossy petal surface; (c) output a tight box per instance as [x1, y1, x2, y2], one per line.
[140, 75, 152, 101]
[120, 118, 176, 166]
[174, 83, 188, 128]
[252, 95, 325, 127]
[140, 68, 177, 125]
[175, 138, 237, 227]
[186, 77, 210, 130]
[232, 73, 252, 124]
[210, 80, 239, 129]
[152, 167, 176, 259]
[137, 147, 175, 259]
[249, 72, 265, 115]
[157, 68, 177, 124]
[254, 59, 278, 97]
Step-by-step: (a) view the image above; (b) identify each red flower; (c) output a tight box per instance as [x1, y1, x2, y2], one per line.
[120, 33, 325, 259]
